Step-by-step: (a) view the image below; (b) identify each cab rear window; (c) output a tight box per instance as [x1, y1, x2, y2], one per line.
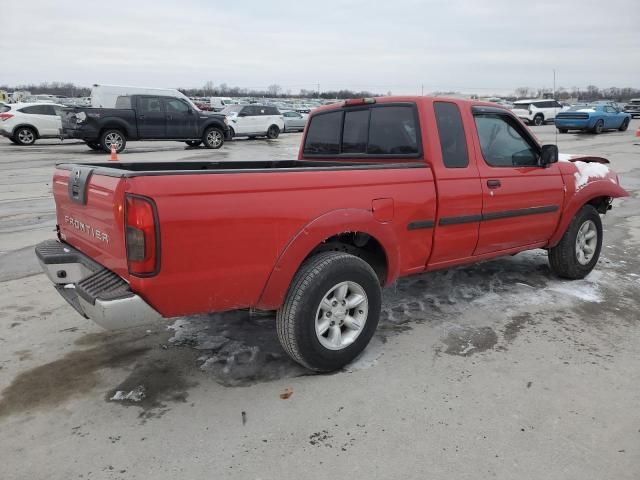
[303, 104, 420, 157]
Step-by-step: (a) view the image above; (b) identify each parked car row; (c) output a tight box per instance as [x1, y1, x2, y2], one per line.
[1, 85, 310, 150]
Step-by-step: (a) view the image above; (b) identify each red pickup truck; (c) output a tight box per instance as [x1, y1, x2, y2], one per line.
[36, 96, 628, 371]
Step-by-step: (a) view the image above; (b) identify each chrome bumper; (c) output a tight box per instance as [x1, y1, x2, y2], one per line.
[36, 240, 161, 330]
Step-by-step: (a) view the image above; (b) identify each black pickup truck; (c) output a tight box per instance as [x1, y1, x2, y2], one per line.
[61, 94, 230, 153]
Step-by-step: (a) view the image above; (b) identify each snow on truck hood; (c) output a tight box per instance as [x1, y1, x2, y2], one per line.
[558, 153, 617, 191]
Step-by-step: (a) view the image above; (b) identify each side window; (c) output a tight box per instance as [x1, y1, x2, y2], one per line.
[604, 106, 616, 113]
[53, 105, 63, 116]
[474, 114, 538, 167]
[303, 111, 342, 155]
[241, 106, 256, 116]
[19, 105, 47, 115]
[115, 96, 132, 109]
[138, 97, 162, 114]
[267, 107, 279, 115]
[342, 109, 369, 154]
[367, 106, 418, 155]
[553, 101, 562, 108]
[283, 112, 293, 117]
[434, 102, 469, 168]
[41, 105, 57, 115]
[165, 98, 190, 113]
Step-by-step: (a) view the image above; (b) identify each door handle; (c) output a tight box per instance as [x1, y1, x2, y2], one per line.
[487, 179, 501, 189]
[138, 115, 145, 119]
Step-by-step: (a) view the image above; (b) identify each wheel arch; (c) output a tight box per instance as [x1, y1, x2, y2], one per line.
[548, 181, 629, 247]
[12, 123, 40, 138]
[99, 120, 130, 138]
[256, 208, 400, 310]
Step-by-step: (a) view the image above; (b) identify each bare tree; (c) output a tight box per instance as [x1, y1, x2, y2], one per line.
[267, 84, 282, 97]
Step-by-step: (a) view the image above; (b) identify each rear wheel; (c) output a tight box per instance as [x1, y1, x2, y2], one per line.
[266, 125, 280, 139]
[276, 252, 381, 372]
[202, 127, 224, 149]
[619, 118, 629, 131]
[593, 120, 604, 134]
[14, 126, 37, 145]
[533, 114, 544, 126]
[548, 205, 602, 279]
[185, 140, 202, 147]
[8, 137, 19, 144]
[100, 129, 126, 153]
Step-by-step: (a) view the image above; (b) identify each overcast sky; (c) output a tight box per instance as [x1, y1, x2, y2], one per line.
[2, 0, 639, 94]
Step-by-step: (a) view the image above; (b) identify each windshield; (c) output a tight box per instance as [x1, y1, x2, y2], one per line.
[568, 105, 595, 111]
[221, 105, 243, 114]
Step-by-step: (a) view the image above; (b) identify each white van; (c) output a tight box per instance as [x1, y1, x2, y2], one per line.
[91, 84, 197, 109]
[209, 97, 233, 111]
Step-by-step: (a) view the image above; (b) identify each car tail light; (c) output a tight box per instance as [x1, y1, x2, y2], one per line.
[344, 98, 376, 107]
[125, 194, 160, 276]
[0, 113, 14, 121]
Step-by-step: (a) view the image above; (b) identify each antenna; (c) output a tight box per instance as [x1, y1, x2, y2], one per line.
[554, 69, 558, 147]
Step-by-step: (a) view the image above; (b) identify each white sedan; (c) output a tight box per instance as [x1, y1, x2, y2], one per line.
[0, 102, 63, 145]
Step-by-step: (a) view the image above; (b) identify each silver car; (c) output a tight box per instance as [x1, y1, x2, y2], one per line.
[281, 110, 307, 132]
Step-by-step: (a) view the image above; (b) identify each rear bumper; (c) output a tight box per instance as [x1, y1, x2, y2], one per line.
[35, 239, 161, 330]
[554, 119, 591, 129]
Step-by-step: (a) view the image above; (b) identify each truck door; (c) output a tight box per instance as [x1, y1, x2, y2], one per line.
[427, 101, 483, 267]
[163, 97, 198, 138]
[136, 96, 166, 138]
[471, 107, 564, 255]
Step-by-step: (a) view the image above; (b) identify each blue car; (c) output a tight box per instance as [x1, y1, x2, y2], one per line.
[554, 103, 631, 134]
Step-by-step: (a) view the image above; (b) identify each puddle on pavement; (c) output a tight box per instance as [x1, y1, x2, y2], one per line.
[441, 326, 499, 356]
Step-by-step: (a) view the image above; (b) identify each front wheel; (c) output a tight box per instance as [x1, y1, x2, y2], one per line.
[619, 118, 629, 131]
[100, 129, 126, 153]
[276, 252, 381, 372]
[533, 114, 544, 126]
[592, 120, 604, 134]
[548, 205, 602, 279]
[203, 127, 224, 149]
[266, 125, 280, 139]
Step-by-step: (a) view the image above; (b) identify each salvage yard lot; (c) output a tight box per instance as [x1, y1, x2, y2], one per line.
[1, 125, 639, 479]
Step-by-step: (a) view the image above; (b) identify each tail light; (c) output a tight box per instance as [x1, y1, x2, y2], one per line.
[0, 113, 14, 121]
[125, 194, 160, 276]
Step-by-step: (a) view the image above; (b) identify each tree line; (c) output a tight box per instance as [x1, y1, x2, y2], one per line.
[2, 81, 639, 102]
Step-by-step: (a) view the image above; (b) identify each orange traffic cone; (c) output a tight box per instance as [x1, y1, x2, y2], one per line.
[636, 126, 640, 138]
[110, 144, 119, 161]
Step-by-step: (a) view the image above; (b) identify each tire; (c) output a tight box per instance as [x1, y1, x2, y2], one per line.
[8, 137, 19, 144]
[592, 120, 604, 134]
[202, 127, 224, 149]
[266, 125, 280, 139]
[228, 127, 235, 139]
[86, 142, 102, 151]
[276, 252, 382, 372]
[548, 205, 603, 280]
[558, 128, 568, 134]
[14, 126, 37, 145]
[185, 140, 202, 147]
[533, 114, 544, 126]
[619, 118, 629, 132]
[100, 129, 126, 153]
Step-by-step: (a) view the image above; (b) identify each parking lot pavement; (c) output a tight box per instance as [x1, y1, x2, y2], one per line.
[0, 125, 639, 479]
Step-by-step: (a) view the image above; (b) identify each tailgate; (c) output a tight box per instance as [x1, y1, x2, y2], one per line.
[60, 108, 82, 132]
[53, 166, 129, 279]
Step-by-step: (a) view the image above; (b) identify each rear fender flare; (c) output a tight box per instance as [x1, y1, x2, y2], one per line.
[548, 179, 629, 247]
[256, 208, 400, 310]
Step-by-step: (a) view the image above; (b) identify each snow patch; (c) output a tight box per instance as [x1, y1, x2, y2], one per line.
[343, 337, 384, 372]
[110, 385, 146, 402]
[573, 160, 611, 191]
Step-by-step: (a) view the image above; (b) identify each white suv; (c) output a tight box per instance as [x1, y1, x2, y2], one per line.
[223, 105, 285, 139]
[0, 102, 63, 145]
[511, 99, 566, 126]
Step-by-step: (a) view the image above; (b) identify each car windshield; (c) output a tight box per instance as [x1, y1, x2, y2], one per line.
[221, 105, 243, 114]
[568, 105, 595, 111]
[513, 103, 530, 109]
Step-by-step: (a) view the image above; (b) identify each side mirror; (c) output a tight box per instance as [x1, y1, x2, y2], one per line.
[540, 144, 558, 166]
